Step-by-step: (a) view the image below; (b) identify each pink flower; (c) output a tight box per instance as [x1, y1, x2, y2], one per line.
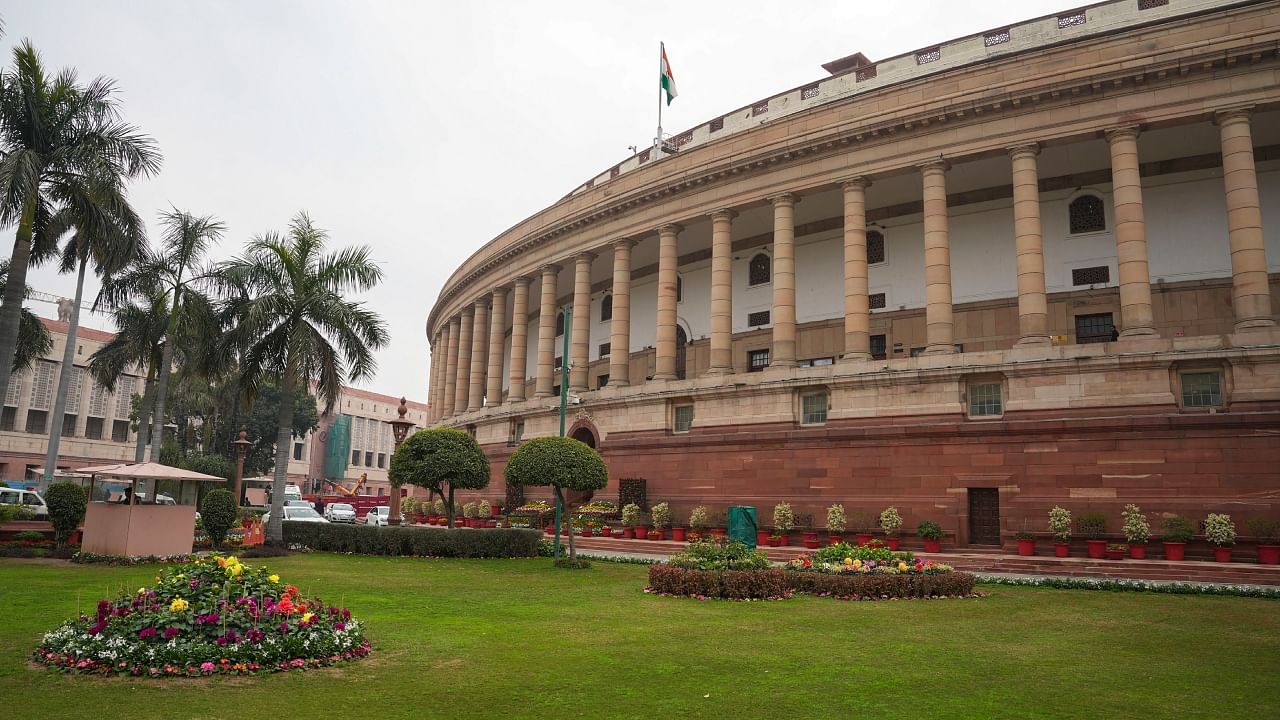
[200, 662, 216, 673]
[137, 627, 157, 639]
[163, 627, 180, 639]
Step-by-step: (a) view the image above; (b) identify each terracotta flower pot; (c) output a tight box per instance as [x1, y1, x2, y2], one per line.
[1213, 547, 1232, 563]
[490, 504, 501, 517]
[1086, 539, 1107, 559]
[855, 533, 873, 547]
[1129, 544, 1146, 559]
[1054, 543, 1070, 557]
[544, 527, 555, 536]
[710, 528, 726, 540]
[1257, 544, 1280, 565]
[777, 534, 789, 546]
[756, 530, 772, 546]
[768, 537, 781, 547]
[647, 530, 662, 541]
[1106, 549, 1125, 560]
[601, 526, 612, 537]
[885, 538, 900, 551]
[672, 527, 686, 542]
[1017, 538, 1036, 556]
[922, 539, 941, 553]
[635, 525, 649, 539]
[828, 536, 843, 546]
[1163, 541, 1186, 561]
[622, 527, 633, 539]
[580, 529, 592, 537]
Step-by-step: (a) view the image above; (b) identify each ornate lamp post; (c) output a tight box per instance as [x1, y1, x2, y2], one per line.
[386, 397, 416, 526]
[232, 429, 252, 507]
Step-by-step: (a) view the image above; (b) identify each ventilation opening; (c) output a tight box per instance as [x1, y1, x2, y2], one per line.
[747, 310, 771, 327]
[1072, 266, 1110, 286]
[869, 293, 886, 310]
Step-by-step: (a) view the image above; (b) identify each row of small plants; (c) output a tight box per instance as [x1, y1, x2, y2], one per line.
[1034, 505, 1280, 563]
[400, 498, 505, 527]
[645, 540, 976, 601]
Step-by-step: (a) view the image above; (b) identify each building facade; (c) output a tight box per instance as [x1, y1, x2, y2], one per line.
[427, 0, 1280, 546]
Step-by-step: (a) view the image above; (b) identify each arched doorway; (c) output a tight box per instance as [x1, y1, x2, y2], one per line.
[570, 426, 597, 449]
[675, 325, 688, 380]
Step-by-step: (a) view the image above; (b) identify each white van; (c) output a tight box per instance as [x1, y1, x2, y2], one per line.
[0, 488, 48, 519]
[284, 484, 303, 500]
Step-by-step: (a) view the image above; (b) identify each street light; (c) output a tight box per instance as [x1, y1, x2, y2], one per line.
[386, 397, 416, 526]
[232, 429, 252, 507]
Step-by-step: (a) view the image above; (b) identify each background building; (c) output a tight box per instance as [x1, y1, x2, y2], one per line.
[426, 0, 1280, 546]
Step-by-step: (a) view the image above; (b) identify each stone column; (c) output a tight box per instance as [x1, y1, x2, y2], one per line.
[840, 178, 871, 360]
[920, 160, 956, 355]
[453, 306, 474, 412]
[442, 316, 461, 418]
[1217, 108, 1274, 331]
[1105, 127, 1157, 338]
[429, 336, 441, 422]
[508, 277, 531, 401]
[609, 239, 634, 386]
[535, 265, 560, 398]
[1009, 144, 1051, 346]
[570, 253, 594, 392]
[653, 224, 682, 381]
[467, 299, 488, 411]
[486, 287, 507, 404]
[770, 194, 798, 367]
[707, 209, 736, 374]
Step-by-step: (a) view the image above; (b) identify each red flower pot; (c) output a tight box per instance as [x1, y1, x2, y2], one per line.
[579, 529, 592, 537]
[828, 536, 843, 546]
[1086, 539, 1107, 559]
[544, 527, 555, 536]
[803, 539, 820, 549]
[601, 526, 612, 537]
[647, 530, 662, 540]
[1054, 543, 1070, 558]
[1213, 547, 1232, 563]
[1017, 538, 1036, 556]
[767, 537, 781, 547]
[922, 539, 941, 553]
[855, 533, 873, 547]
[672, 527, 686, 542]
[635, 525, 649, 539]
[1258, 545, 1280, 565]
[777, 534, 789, 546]
[756, 530, 771, 546]
[622, 527, 633, 539]
[1129, 544, 1146, 559]
[490, 504, 501, 517]
[1163, 542, 1186, 561]
[1106, 549, 1124, 560]
[885, 538, 900, 551]
[710, 528, 726, 540]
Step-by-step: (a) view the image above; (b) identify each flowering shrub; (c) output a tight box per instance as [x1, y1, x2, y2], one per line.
[1048, 506, 1072, 542]
[620, 503, 641, 527]
[1204, 513, 1236, 547]
[649, 502, 671, 529]
[826, 504, 845, 534]
[879, 506, 903, 536]
[508, 500, 553, 528]
[34, 554, 369, 677]
[806, 542, 915, 567]
[668, 541, 771, 571]
[1121, 504, 1150, 545]
[773, 503, 793, 534]
[688, 505, 708, 531]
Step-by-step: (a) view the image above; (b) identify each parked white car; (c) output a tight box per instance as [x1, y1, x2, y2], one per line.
[364, 506, 390, 526]
[0, 488, 47, 519]
[263, 506, 328, 525]
[323, 502, 356, 523]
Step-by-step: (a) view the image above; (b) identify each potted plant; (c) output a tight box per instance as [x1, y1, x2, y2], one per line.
[462, 501, 478, 527]
[917, 520, 943, 553]
[772, 502, 793, 547]
[1121, 504, 1150, 559]
[490, 499, 503, 517]
[621, 503, 639, 539]
[649, 502, 670, 541]
[687, 506, 708, 542]
[1105, 543, 1128, 560]
[1205, 513, 1235, 563]
[1162, 515, 1195, 560]
[851, 510, 872, 547]
[879, 506, 903, 550]
[1078, 512, 1107, 559]
[826, 504, 846, 546]
[708, 511, 727, 541]
[1015, 530, 1036, 557]
[1048, 506, 1072, 557]
[1248, 518, 1280, 565]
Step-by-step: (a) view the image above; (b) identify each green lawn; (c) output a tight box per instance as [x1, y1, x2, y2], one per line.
[2, 554, 1278, 719]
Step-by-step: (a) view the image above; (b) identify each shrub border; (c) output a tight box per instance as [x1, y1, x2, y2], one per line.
[645, 564, 978, 601]
[976, 574, 1280, 599]
[283, 521, 540, 558]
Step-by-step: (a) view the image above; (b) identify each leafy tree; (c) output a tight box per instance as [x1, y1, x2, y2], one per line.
[504, 436, 608, 562]
[0, 260, 52, 372]
[183, 453, 234, 487]
[218, 212, 388, 545]
[43, 481, 87, 547]
[389, 427, 489, 529]
[198, 489, 237, 549]
[0, 41, 161, 404]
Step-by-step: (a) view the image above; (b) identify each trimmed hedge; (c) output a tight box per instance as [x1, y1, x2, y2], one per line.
[282, 521, 540, 558]
[647, 564, 977, 600]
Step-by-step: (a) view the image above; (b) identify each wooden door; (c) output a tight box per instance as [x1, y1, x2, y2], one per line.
[968, 488, 1001, 545]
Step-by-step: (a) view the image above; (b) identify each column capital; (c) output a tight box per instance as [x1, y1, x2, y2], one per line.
[1214, 106, 1254, 126]
[658, 223, 684, 235]
[540, 263, 562, 277]
[574, 251, 597, 264]
[769, 193, 799, 207]
[839, 176, 871, 190]
[709, 208, 738, 221]
[1104, 125, 1140, 144]
[449, 314, 463, 326]
[490, 286, 508, 299]
[1007, 142, 1040, 159]
[918, 158, 950, 174]
[611, 237, 637, 250]
[460, 305, 475, 318]
[472, 297, 489, 310]
[512, 275, 532, 288]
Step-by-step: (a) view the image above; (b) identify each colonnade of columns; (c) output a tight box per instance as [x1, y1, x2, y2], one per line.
[428, 110, 1273, 423]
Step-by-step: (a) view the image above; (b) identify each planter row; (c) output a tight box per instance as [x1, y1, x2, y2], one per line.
[647, 564, 977, 601]
[1014, 538, 1280, 564]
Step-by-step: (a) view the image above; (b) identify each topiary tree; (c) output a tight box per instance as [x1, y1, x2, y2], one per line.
[199, 489, 238, 549]
[504, 436, 608, 562]
[389, 427, 490, 528]
[44, 482, 87, 548]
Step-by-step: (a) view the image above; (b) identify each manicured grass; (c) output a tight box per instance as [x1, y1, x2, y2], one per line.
[3, 554, 1278, 719]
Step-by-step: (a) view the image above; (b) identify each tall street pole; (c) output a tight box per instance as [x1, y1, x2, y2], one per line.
[387, 397, 416, 526]
[554, 304, 572, 558]
[232, 429, 252, 507]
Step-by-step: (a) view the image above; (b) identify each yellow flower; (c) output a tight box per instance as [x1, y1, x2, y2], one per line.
[269, 574, 280, 583]
[169, 598, 189, 613]
[843, 557, 853, 565]
[224, 556, 239, 567]
[301, 612, 314, 624]
[228, 564, 243, 577]
[853, 559, 863, 569]
[897, 561, 908, 571]
[138, 587, 147, 594]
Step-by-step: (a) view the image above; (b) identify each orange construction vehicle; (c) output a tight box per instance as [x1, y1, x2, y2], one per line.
[325, 473, 368, 497]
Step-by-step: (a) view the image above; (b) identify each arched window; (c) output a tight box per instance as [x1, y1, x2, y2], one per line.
[676, 275, 683, 303]
[1068, 195, 1106, 234]
[600, 294, 613, 322]
[748, 253, 771, 287]
[866, 230, 885, 264]
[555, 311, 565, 336]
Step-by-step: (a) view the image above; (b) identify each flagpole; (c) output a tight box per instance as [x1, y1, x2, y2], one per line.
[656, 41, 664, 160]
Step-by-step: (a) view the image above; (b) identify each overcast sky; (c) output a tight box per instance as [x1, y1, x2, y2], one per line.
[5, 0, 1067, 400]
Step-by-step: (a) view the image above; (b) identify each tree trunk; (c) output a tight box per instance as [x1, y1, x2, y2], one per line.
[0, 202, 37, 406]
[148, 291, 181, 462]
[42, 253, 88, 481]
[555, 485, 576, 561]
[446, 486, 455, 529]
[265, 373, 296, 546]
[134, 367, 155, 463]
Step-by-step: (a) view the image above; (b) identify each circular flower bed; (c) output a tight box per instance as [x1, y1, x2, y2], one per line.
[33, 554, 370, 677]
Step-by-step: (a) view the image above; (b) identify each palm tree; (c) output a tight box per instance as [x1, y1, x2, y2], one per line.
[0, 259, 52, 373]
[0, 41, 161, 405]
[218, 212, 388, 544]
[97, 210, 223, 461]
[41, 186, 145, 480]
[88, 285, 167, 461]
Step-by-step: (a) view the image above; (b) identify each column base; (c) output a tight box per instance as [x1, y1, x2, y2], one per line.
[1015, 335, 1053, 347]
[922, 343, 956, 356]
[534, 391, 554, 399]
[702, 367, 733, 377]
[650, 373, 675, 382]
[840, 352, 872, 362]
[1234, 318, 1277, 332]
[1118, 326, 1159, 339]
[770, 360, 797, 369]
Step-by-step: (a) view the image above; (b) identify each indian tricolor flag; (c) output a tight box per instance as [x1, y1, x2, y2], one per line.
[660, 43, 678, 106]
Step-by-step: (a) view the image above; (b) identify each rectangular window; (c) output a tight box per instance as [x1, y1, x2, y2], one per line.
[553, 356, 562, 370]
[801, 393, 828, 425]
[508, 419, 525, 447]
[365, 451, 374, 467]
[1181, 372, 1222, 408]
[25, 409, 47, 434]
[85, 417, 103, 440]
[0, 406, 16, 432]
[747, 349, 770, 372]
[747, 310, 770, 327]
[597, 374, 609, 388]
[598, 342, 611, 358]
[293, 442, 304, 461]
[1074, 313, 1115, 344]
[798, 357, 834, 368]
[968, 382, 1003, 417]
[61, 414, 77, 438]
[377, 453, 386, 469]
[111, 419, 129, 443]
[673, 405, 694, 433]
[870, 335, 887, 360]
[351, 450, 361, 466]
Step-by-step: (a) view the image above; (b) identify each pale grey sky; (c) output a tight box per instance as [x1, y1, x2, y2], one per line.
[4, 0, 1067, 399]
